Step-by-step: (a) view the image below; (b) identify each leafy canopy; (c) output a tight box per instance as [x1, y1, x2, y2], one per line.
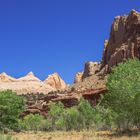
[0, 90, 25, 129]
[101, 59, 140, 130]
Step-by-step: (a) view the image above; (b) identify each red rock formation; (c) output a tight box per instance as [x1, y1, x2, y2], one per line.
[21, 87, 107, 117]
[52, 87, 107, 107]
[101, 10, 140, 73]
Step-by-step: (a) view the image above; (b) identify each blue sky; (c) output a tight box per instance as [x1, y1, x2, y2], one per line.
[0, 0, 140, 83]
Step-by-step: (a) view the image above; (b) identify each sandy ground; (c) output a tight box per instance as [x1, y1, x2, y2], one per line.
[10, 131, 140, 140]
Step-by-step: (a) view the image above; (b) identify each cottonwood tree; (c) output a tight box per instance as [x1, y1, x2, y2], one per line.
[101, 59, 140, 131]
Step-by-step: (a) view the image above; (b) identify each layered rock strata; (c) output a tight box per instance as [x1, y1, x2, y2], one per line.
[101, 10, 140, 73]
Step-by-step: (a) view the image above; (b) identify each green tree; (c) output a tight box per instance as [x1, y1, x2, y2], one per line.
[101, 59, 140, 130]
[0, 90, 25, 129]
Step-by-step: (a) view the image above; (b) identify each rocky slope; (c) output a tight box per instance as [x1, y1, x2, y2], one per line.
[0, 72, 66, 94]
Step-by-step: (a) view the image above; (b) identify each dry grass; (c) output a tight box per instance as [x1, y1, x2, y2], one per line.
[9, 131, 140, 140]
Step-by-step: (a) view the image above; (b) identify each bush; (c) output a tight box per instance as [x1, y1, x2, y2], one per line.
[101, 59, 140, 131]
[47, 102, 65, 131]
[78, 98, 96, 129]
[44, 98, 101, 131]
[0, 90, 25, 129]
[64, 107, 80, 130]
[19, 114, 45, 131]
[0, 133, 18, 140]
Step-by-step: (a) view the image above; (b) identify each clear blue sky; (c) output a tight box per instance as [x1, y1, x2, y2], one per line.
[0, 0, 140, 83]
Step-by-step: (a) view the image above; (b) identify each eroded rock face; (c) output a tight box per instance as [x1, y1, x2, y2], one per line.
[74, 72, 83, 83]
[17, 72, 41, 82]
[101, 10, 140, 73]
[0, 72, 56, 94]
[0, 72, 67, 94]
[0, 72, 16, 82]
[44, 73, 66, 90]
[82, 62, 100, 79]
[21, 87, 107, 117]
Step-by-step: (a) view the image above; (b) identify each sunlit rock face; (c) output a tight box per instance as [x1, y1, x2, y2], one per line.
[0, 72, 59, 94]
[0, 72, 17, 82]
[101, 10, 140, 73]
[17, 72, 41, 82]
[74, 72, 83, 83]
[44, 73, 67, 90]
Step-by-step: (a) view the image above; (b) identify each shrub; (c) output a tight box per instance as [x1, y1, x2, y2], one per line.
[101, 59, 140, 131]
[0, 90, 25, 129]
[19, 114, 45, 131]
[64, 107, 80, 130]
[78, 98, 95, 129]
[45, 98, 101, 131]
[47, 102, 65, 131]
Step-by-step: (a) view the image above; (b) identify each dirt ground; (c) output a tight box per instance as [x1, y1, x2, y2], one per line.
[10, 131, 140, 140]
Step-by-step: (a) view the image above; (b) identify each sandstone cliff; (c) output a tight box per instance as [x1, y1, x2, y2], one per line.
[17, 72, 41, 82]
[0, 72, 17, 82]
[0, 72, 66, 94]
[101, 10, 140, 73]
[44, 73, 66, 90]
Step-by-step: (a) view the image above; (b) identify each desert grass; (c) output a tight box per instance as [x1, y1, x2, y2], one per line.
[0, 133, 18, 140]
[10, 131, 140, 140]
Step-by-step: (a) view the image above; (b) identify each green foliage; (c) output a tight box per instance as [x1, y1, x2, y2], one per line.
[78, 98, 95, 129]
[44, 98, 102, 131]
[0, 90, 25, 129]
[47, 102, 65, 130]
[19, 114, 45, 131]
[64, 107, 80, 130]
[48, 102, 64, 120]
[55, 117, 65, 130]
[101, 59, 140, 130]
[0, 134, 18, 140]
